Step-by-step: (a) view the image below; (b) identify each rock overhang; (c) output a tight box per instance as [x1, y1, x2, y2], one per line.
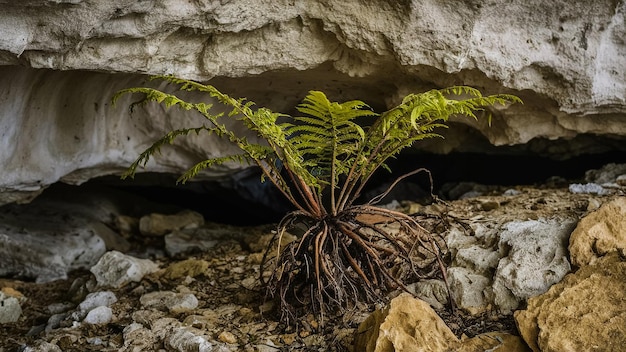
[0, 0, 625, 205]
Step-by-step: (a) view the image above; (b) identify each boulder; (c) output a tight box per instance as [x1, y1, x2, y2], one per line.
[446, 216, 576, 314]
[492, 218, 575, 313]
[354, 293, 460, 352]
[569, 197, 626, 267]
[90, 250, 159, 289]
[354, 293, 532, 352]
[514, 252, 626, 352]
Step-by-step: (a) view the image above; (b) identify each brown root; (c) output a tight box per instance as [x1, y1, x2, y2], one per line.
[261, 205, 449, 324]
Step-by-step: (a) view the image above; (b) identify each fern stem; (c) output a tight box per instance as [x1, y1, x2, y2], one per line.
[285, 167, 324, 218]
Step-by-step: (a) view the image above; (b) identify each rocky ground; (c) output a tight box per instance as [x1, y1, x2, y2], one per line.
[0, 164, 625, 352]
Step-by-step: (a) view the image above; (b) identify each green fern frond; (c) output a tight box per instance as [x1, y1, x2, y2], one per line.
[177, 154, 256, 184]
[116, 77, 521, 217]
[288, 91, 374, 187]
[121, 126, 211, 179]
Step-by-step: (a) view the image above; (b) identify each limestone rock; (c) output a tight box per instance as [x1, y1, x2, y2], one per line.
[164, 230, 220, 257]
[163, 258, 209, 280]
[0, 290, 23, 324]
[492, 218, 575, 313]
[78, 291, 118, 315]
[447, 216, 576, 314]
[447, 267, 491, 315]
[90, 250, 159, 288]
[354, 293, 532, 352]
[569, 197, 626, 267]
[514, 252, 626, 352]
[83, 306, 114, 325]
[1, 0, 626, 204]
[139, 291, 199, 314]
[354, 293, 461, 352]
[0, 212, 107, 283]
[139, 210, 205, 236]
[406, 279, 449, 310]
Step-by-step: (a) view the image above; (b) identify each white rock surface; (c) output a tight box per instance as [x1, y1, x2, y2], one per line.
[446, 216, 577, 314]
[83, 306, 114, 325]
[90, 250, 159, 288]
[492, 218, 576, 313]
[0, 291, 23, 324]
[0, 205, 107, 282]
[140, 291, 199, 313]
[0, 0, 624, 204]
[78, 291, 118, 315]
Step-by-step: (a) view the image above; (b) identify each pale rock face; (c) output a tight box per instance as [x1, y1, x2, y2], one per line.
[0, 0, 625, 203]
[514, 253, 626, 352]
[445, 216, 576, 314]
[569, 197, 626, 267]
[492, 218, 575, 313]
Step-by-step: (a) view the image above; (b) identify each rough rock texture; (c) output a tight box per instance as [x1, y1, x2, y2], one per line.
[1, 0, 625, 204]
[354, 293, 532, 352]
[569, 196, 626, 267]
[514, 252, 626, 352]
[492, 218, 575, 313]
[90, 250, 159, 289]
[447, 215, 577, 314]
[354, 293, 461, 352]
[0, 289, 24, 324]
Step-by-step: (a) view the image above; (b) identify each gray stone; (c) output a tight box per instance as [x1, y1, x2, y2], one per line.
[90, 251, 159, 289]
[406, 279, 449, 310]
[447, 267, 492, 315]
[164, 230, 220, 257]
[46, 313, 67, 332]
[455, 245, 501, 274]
[83, 306, 113, 325]
[78, 291, 118, 314]
[493, 218, 575, 313]
[569, 183, 612, 195]
[139, 210, 205, 236]
[0, 221, 106, 283]
[0, 291, 23, 323]
[584, 163, 626, 184]
[0, 187, 139, 282]
[151, 317, 223, 352]
[140, 291, 199, 314]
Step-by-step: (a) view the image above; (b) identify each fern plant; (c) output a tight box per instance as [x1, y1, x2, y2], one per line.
[113, 76, 521, 322]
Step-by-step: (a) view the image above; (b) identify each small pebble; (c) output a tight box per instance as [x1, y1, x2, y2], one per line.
[218, 330, 238, 344]
[84, 306, 113, 325]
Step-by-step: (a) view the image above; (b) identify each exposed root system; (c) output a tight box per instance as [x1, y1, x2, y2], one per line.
[262, 205, 449, 324]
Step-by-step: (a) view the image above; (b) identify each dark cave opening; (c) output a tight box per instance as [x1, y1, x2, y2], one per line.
[88, 150, 626, 226]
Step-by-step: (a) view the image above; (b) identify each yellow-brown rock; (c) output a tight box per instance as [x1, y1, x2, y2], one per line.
[514, 252, 626, 352]
[163, 258, 209, 280]
[354, 293, 532, 352]
[569, 197, 626, 267]
[354, 293, 460, 352]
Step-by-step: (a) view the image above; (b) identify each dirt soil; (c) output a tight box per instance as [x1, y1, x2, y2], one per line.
[0, 183, 605, 351]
